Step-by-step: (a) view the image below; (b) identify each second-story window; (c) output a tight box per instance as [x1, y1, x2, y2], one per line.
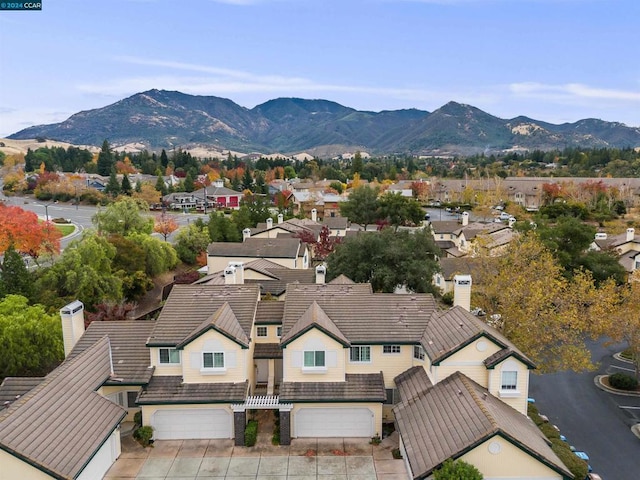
[413, 345, 425, 361]
[303, 350, 325, 367]
[276, 326, 282, 337]
[202, 352, 225, 369]
[257, 326, 268, 337]
[350, 346, 371, 363]
[159, 348, 180, 364]
[383, 345, 401, 354]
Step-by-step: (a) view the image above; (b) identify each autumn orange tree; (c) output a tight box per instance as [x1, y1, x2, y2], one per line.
[0, 204, 61, 260]
[473, 233, 617, 372]
[153, 212, 179, 241]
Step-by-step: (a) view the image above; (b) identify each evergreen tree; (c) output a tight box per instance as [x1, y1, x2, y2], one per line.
[24, 148, 35, 172]
[160, 149, 169, 168]
[155, 173, 168, 196]
[231, 172, 241, 191]
[184, 172, 195, 193]
[104, 168, 121, 197]
[121, 173, 133, 195]
[97, 140, 114, 176]
[351, 151, 364, 175]
[0, 244, 33, 299]
[243, 167, 253, 190]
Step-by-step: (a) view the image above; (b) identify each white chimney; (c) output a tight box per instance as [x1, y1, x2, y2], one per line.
[60, 300, 85, 356]
[315, 265, 326, 284]
[277, 213, 284, 224]
[508, 217, 516, 228]
[242, 228, 251, 241]
[461, 211, 469, 226]
[453, 275, 472, 312]
[311, 208, 318, 222]
[224, 265, 237, 285]
[229, 261, 245, 284]
[627, 228, 635, 242]
[214, 179, 224, 188]
[266, 218, 273, 229]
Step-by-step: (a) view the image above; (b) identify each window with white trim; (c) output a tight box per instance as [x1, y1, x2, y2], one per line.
[303, 350, 325, 367]
[413, 345, 425, 361]
[276, 326, 282, 337]
[383, 345, 401, 355]
[202, 352, 225, 369]
[256, 326, 268, 337]
[350, 346, 371, 363]
[501, 370, 518, 391]
[159, 348, 180, 364]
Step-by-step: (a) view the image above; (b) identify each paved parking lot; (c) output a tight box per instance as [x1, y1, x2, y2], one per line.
[105, 435, 407, 479]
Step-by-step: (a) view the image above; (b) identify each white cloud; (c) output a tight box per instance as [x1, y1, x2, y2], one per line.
[509, 82, 640, 103]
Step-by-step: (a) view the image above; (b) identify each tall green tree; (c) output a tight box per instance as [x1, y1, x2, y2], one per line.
[377, 192, 424, 230]
[183, 172, 195, 193]
[0, 295, 64, 378]
[208, 213, 242, 242]
[97, 140, 114, 176]
[242, 167, 253, 191]
[160, 149, 169, 168]
[121, 173, 133, 195]
[0, 243, 33, 299]
[155, 173, 168, 196]
[104, 168, 121, 197]
[174, 224, 210, 264]
[326, 228, 441, 293]
[340, 186, 380, 229]
[351, 151, 364, 175]
[92, 198, 153, 236]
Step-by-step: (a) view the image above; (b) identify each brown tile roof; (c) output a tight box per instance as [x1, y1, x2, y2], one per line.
[421, 306, 534, 368]
[323, 217, 349, 229]
[0, 337, 126, 480]
[483, 348, 533, 369]
[281, 301, 350, 347]
[438, 257, 483, 280]
[253, 343, 283, 359]
[393, 371, 572, 478]
[137, 376, 248, 404]
[246, 268, 315, 296]
[255, 302, 285, 325]
[280, 373, 386, 402]
[207, 237, 302, 259]
[177, 302, 249, 349]
[0, 377, 44, 407]
[68, 320, 156, 385]
[430, 221, 461, 234]
[394, 366, 432, 403]
[282, 284, 435, 344]
[148, 284, 260, 346]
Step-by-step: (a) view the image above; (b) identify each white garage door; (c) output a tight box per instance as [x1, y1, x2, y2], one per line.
[295, 407, 374, 437]
[152, 409, 232, 439]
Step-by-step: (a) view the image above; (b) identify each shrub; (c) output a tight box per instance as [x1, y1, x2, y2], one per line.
[133, 411, 142, 428]
[609, 372, 638, 391]
[433, 459, 483, 479]
[133, 426, 153, 447]
[551, 439, 588, 480]
[392, 448, 402, 459]
[538, 422, 560, 440]
[441, 291, 454, 306]
[527, 403, 545, 426]
[620, 349, 633, 360]
[370, 434, 381, 445]
[245, 419, 258, 447]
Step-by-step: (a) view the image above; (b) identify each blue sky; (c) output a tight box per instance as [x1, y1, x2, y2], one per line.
[1, 0, 639, 137]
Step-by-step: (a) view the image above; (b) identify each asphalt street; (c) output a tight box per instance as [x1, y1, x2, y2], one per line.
[529, 338, 640, 479]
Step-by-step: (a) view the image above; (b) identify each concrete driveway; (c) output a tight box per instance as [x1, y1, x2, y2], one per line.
[105, 435, 407, 479]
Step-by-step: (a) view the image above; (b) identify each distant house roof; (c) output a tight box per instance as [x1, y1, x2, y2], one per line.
[280, 373, 386, 402]
[438, 257, 484, 280]
[393, 371, 572, 479]
[147, 284, 260, 346]
[68, 320, 156, 385]
[0, 336, 126, 480]
[323, 216, 349, 230]
[420, 306, 535, 368]
[207, 238, 303, 259]
[137, 376, 248, 405]
[430, 221, 461, 234]
[327, 274, 356, 285]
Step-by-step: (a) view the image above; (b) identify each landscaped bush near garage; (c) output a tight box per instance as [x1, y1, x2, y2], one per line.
[133, 426, 154, 447]
[609, 372, 638, 391]
[550, 439, 588, 480]
[245, 419, 258, 447]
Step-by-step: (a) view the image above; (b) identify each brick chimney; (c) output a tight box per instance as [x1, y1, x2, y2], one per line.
[60, 300, 85, 357]
[453, 275, 472, 312]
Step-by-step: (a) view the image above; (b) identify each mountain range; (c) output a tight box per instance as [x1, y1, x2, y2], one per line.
[9, 89, 640, 156]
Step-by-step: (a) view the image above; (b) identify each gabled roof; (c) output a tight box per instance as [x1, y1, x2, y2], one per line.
[430, 221, 461, 234]
[280, 301, 350, 347]
[247, 268, 315, 296]
[207, 237, 302, 259]
[148, 284, 260, 346]
[323, 216, 349, 229]
[421, 306, 534, 368]
[327, 274, 356, 284]
[483, 347, 533, 369]
[177, 302, 249, 349]
[282, 284, 435, 344]
[280, 373, 386, 402]
[394, 366, 432, 403]
[0, 336, 126, 480]
[393, 371, 572, 479]
[68, 320, 156, 385]
[438, 257, 483, 280]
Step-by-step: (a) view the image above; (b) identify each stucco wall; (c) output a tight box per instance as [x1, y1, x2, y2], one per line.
[283, 329, 346, 382]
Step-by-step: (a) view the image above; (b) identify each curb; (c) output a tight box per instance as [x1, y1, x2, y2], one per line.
[593, 375, 640, 397]
[632, 424, 640, 440]
[613, 352, 634, 365]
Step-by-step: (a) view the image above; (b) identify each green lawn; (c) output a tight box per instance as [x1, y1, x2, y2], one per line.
[55, 224, 75, 236]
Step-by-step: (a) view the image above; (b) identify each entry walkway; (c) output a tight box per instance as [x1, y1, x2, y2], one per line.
[105, 434, 407, 479]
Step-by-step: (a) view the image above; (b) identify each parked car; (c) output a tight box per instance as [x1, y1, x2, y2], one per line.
[499, 211, 513, 221]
